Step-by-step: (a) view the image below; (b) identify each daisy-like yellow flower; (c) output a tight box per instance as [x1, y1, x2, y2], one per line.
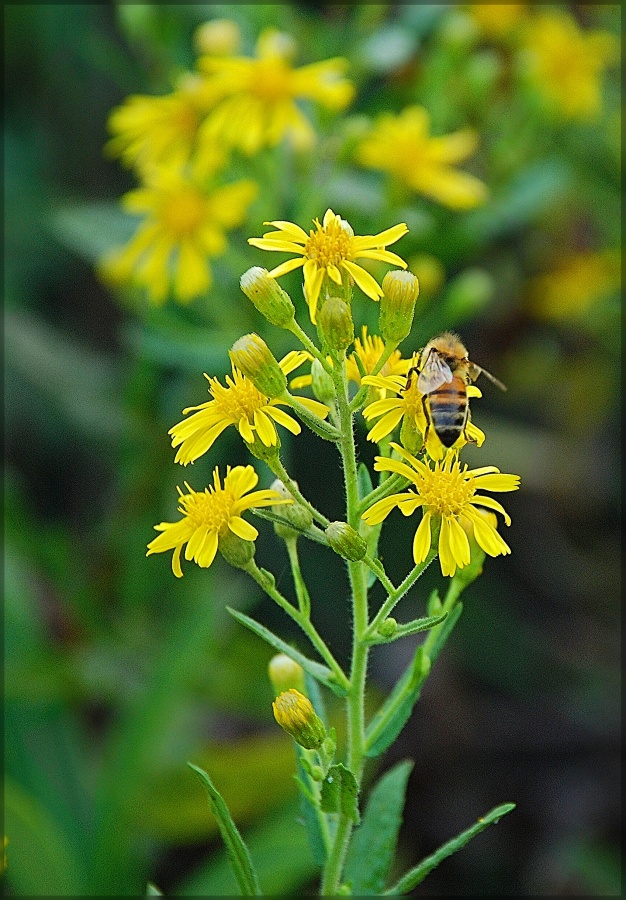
[519, 10, 618, 121]
[147, 466, 290, 577]
[105, 75, 222, 175]
[99, 167, 257, 305]
[170, 351, 328, 465]
[355, 105, 488, 210]
[346, 326, 412, 389]
[361, 370, 484, 459]
[196, 27, 354, 155]
[362, 443, 520, 577]
[248, 209, 408, 324]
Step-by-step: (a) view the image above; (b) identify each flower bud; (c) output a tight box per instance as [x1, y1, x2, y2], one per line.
[378, 617, 397, 638]
[379, 270, 420, 344]
[310, 358, 335, 405]
[400, 414, 424, 454]
[218, 529, 255, 569]
[240, 267, 295, 328]
[325, 521, 367, 562]
[268, 654, 306, 695]
[194, 18, 241, 56]
[272, 689, 326, 750]
[229, 333, 287, 398]
[318, 297, 354, 352]
[270, 479, 313, 539]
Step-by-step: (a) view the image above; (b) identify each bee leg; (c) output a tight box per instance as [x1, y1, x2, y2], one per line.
[421, 394, 431, 444]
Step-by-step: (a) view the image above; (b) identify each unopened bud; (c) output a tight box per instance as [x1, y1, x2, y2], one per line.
[240, 267, 295, 328]
[325, 521, 367, 562]
[270, 479, 313, 539]
[318, 297, 354, 351]
[310, 358, 335, 405]
[194, 18, 241, 56]
[272, 689, 326, 750]
[379, 270, 420, 344]
[378, 617, 397, 638]
[400, 414, 424, 454]
[229, 333, 287, 398]
[218, 529, 255, 569]
[268, 654, 306, 695]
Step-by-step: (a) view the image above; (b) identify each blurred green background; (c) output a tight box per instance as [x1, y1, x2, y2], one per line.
[4, 4, 620, 896]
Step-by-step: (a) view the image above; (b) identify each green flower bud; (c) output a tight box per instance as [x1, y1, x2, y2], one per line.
[318, 297, 354, 352]
[270, 479, 313, 539]
[229, 333, 287, 398]
[310, 358, 335, 405]
[325, 521, 367, 562]
[400, 414, 424, 454]
[268, 654, 306, 695]
[379, 270, 420, 344]
[218, 529, 255, 569]
[272, 689, 326, 750]
[378, 617, 397, 638]
[240, 266, 295, 328]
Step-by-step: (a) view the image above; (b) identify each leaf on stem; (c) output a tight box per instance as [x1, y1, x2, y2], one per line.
[343, 760, 413, 895]
[188, 763, 262, 896]
[320, 763, 360, 824]
[357, 462, 374, 501]
[296, 749, 328, 867]
[364, 646, 431, 758]
[227, 608, 348, 697]
[384, 803, 516, 894]
[365, 612, 448, 645]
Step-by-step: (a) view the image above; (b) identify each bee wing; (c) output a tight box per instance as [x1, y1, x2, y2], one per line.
[417, 352, 453, 393]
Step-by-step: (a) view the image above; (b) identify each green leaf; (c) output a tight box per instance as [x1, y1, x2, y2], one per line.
[188, 763, 261, 896]
[357, 462, 374, 501]
[227, 608, 347, 697]
[296, 748, 328, 867]
[344, 760, 414, 895]
[365, 646, 431, 758]
[320, 764, 360, 824]
[385, 803, 516, 894]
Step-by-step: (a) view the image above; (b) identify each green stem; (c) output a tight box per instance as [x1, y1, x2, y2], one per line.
[266, 455, 331, 528]
[246, 561, 349, 692]
[355, 472, 409, 517]
[364, 520, 441, 641]
[287, 319, 334, 374]
[285, 536, 311, 617]
[348, 340, 399, 413]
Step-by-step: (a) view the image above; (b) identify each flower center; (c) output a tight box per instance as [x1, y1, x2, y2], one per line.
[252, 57, 292, 102]
[180, 486, 235, 534]
[159, 186, 206, 237]
[417, 460, 475, 517]
[305, 217, 353, 268]
[211, 370, 268, 421]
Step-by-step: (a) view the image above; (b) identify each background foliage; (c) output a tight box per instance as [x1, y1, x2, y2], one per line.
[4, 3, 620, 896]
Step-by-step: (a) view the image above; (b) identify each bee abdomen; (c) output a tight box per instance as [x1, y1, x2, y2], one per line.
[428, 387, 468, 447]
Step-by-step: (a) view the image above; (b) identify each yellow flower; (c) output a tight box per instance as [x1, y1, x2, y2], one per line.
[99, 167, 257, 305]
[361, 370, 484, 459]
[170, 351, 328, 465]
[355, 105, 488, 210]
[527, 249, 620, 320]
[520, 10, 618, 121]
[105, 75, 222, 175]
[346, 326, 411, 392]
[272, 689, 326, 750]
[196, 27, 354, 155]
[147, 465, 291, 577]
[248, 209, 408, 323]
[362, 443, 520, 577]
[466, 4, 528, 39]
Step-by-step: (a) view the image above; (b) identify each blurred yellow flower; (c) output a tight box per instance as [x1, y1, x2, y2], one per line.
[105, 75, 221, 175]
[362, 443, 520, 577]
[527, 249, 620, 320]
[346, 326, 411, 389]
[249, 209, 408, 323]
[99, 168, 257, 305]
[361, 370, 484, 459]
[467, 3, 528, 38]
[520, 10, 618, 120]
[355, 106, 488, 210]
[170, 352, 328, 465]
[196, 27, 354, 154]
[147, 466, 290, 577]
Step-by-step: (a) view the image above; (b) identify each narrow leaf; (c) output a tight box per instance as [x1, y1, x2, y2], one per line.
[366, 612, 448, 645]
[385, 803, 516, 894]
[296, 748, 328, 866]
[344, 760, 413, 895]
[365, 646, 430, 758]
[188, 763, 261, 896]
[320, 764, 360, 824]
[227, 608, 347, 697]
[357, 462, 374, 501]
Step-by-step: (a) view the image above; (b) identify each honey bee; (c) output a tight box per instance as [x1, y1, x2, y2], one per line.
[405, 331, 506, 448]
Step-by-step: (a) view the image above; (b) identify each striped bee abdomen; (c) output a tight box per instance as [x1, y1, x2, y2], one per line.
[426, 376, 468, 447]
